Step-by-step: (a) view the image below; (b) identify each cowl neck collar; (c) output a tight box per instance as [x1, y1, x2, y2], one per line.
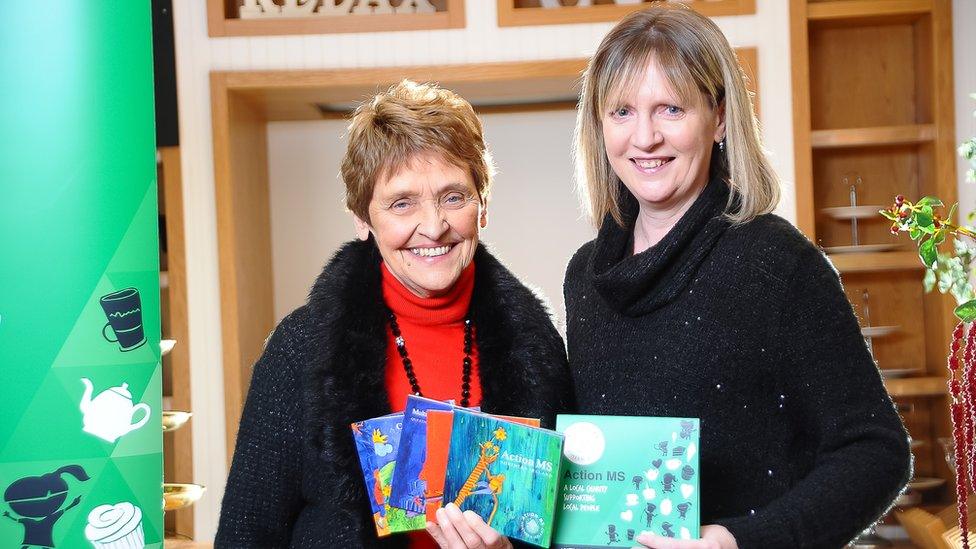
[589, 178, 732, 316]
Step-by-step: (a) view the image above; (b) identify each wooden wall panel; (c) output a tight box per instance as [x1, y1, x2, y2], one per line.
[212, 74, 276, 466]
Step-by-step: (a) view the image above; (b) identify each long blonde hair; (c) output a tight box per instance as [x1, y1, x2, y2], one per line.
[575, 3, 779, 228]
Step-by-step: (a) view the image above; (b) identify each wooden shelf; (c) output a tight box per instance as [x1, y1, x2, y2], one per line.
[207, 0, 465, 37]
[164, 541, 212, 549]
[826, 251, 922, 273]
[792, 0, 958, 518]
[885, 376, 946, 397]
[496, 0, 755, 27]
[159, 146, 194, 539]
[811, 124, 936, 149]
[808, 0, 931, 22]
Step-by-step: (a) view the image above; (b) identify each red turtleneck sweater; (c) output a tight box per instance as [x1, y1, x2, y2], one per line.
[381, 262, 482, 549]
[382, 261, 482, 411]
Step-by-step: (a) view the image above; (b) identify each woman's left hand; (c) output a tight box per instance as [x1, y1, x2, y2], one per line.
[635, 525, 737, 549]
[426, 503, 513, 549]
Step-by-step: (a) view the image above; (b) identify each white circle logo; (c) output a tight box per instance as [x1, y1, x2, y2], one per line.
[563, 421, 606, 465]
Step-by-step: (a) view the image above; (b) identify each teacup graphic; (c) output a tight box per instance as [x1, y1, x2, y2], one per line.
[80, 378, 151, 443]
[99, 288, 146, 352]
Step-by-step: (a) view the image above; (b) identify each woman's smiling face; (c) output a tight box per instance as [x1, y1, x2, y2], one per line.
[356, 152, 485, 298]
[602, 58, 725, 215]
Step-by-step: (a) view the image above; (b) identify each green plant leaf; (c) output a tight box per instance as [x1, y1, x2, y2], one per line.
[909, 226, 921, 240]
[920, 238, 937, 268]
[880, 209, 897, 221]
[916, 210, 934, 229]
[917, 196, 944, 208]
[935, 230, 947, 245]
[955, 299, 976, 322]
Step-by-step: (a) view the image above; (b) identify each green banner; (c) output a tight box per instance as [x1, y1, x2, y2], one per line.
[0, 3, 163, 548]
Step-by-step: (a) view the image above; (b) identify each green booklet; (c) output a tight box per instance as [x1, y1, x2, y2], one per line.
[553, 415, 700, 547]
[443, 409, 565, 548]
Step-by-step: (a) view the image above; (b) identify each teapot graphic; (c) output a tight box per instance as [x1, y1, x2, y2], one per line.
[80, 378, 151, 443]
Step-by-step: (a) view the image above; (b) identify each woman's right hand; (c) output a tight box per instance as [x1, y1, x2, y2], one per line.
[426, 503, 513, 549]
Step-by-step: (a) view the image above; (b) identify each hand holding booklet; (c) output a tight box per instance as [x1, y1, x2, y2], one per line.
[351, 395, 560, 547]
[442, 408, 563, 548]
[552, 415, 701, 547]
[352, 399, 701, 548]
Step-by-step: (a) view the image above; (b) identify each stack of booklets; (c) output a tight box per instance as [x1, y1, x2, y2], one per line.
[351, 396, 564, 547]
[552, 415, 701, 547]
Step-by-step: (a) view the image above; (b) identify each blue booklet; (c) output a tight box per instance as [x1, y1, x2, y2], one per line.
[350, 413, 426, 536]
[443, 409, 565, 548]
[552, 415, 701, 546]
[389, 395, 455, 515]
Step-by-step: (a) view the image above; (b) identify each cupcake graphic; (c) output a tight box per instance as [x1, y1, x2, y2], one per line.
[85, 501, 145, 549]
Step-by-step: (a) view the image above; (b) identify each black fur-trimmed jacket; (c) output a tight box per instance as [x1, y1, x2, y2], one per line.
[215, 239, 575, 548]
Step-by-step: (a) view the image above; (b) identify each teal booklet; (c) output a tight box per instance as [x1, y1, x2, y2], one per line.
[552, 415, 701, 547]
[443, 409, 565, 548]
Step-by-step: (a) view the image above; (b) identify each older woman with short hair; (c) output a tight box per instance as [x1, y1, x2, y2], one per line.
[216, 80, 574, 549]
[565, 5, 911, 548]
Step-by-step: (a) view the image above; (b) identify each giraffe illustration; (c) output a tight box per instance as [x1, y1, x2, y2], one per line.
[452, 428, 507, 525]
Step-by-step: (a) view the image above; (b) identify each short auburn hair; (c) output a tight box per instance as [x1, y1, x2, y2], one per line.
[342, 80, 495, 222]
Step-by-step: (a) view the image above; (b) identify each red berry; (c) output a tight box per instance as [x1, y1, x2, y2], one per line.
[895, 194, 905, 205]
[890, 225, 899, 235]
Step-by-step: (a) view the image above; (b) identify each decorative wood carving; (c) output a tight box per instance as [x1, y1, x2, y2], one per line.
[499, 0, 756, 27]
[238, 0, 437, 19]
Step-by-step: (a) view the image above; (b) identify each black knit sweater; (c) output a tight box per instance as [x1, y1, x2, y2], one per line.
[215, 240, 575, 548]
[563, 179, 911, 549]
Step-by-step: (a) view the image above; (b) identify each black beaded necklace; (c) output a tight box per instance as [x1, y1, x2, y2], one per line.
[387, 311, 473, 408]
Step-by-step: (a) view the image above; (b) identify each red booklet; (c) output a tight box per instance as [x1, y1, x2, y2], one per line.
[420, 410, 540, 521]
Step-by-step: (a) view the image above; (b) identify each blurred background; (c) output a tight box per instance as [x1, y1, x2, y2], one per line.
[147, 1, 976, 545]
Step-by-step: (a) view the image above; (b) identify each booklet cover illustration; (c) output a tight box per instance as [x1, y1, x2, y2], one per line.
[552, 415, 701, 547]
[421, 410, 541, 522]
[389, 395, 456, 515]
[351, 413, 425, 536]
[443, 409, 564, 548]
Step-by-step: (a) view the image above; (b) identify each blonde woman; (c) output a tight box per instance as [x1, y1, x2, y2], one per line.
[564, 5, 910, 548]
[216, 81, 573, 548]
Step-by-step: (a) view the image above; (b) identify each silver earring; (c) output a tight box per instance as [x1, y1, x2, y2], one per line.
[718, 139, 725, 152]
